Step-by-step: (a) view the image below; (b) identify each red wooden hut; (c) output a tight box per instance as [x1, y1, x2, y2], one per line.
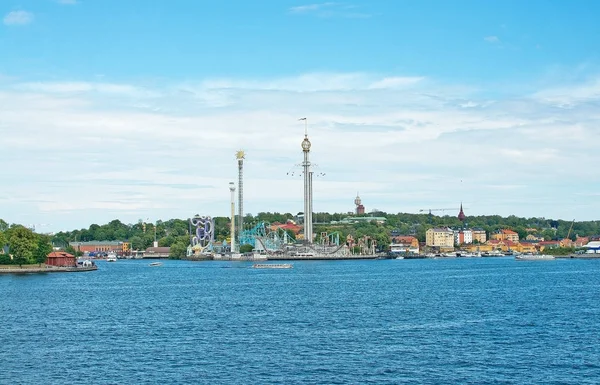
[46, 251, 76, 267]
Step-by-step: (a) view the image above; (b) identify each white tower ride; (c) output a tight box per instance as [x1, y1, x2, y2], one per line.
[229, 182, 236, 253]
[236, 150, 245, 238]
[300, 118, 313, 244]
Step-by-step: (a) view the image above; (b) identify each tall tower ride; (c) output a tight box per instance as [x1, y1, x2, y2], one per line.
[236, 150, 245, 238]
[300, 118, 313, 244]
[229, 182, 236, 253]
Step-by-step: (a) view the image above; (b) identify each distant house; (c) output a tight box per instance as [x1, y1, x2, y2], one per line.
[270, 221, 302, 235]
[526, 234, 544, 241]
[538, 241, 560, 251]
[491, 229, 519, 243]
[574, 237, 589, 247]
[390, 236, 419, 254]
[46, 251, 76, 267]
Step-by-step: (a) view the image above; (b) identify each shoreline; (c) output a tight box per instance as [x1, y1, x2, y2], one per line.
[0, 265, 98, 274]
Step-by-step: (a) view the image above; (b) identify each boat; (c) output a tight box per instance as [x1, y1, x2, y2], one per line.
[106, 253, 117, 262]
[515, 254, 555, 261]
[252, 263, 293, 269]
[149, 262, 163, 267]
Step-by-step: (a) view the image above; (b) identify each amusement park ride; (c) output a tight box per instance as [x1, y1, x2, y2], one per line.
[185, 118, 378, 260]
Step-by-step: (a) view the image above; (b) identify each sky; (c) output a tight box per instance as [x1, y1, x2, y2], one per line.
[1, 0, 600, 233]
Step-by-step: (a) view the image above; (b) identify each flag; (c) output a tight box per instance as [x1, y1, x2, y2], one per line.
[298, 117, 306, 121]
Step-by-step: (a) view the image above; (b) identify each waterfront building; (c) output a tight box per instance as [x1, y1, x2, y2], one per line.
[144, 246, 170, 258]
[491, 229, 519, 243]
[518, 242, 538, 254]
[453, 229, 473, 246]
[46, 251, 76, 267]
[425, 228, 454, 248]
[538, 240, 560, 251]
[390, 236, 419, 254]
[69, 241, 130, 254]
[472, 228, 487, 243]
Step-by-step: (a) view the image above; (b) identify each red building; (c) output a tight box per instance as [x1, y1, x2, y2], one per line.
[46, 251, 76, 267]
[354, 194, 365, 214]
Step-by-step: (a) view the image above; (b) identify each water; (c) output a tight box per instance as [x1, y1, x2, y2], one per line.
[1, 257, 600, 384]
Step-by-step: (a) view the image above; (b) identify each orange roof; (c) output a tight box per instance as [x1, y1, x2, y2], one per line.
[393, 236, 417, 243]
[47, 251, 75, 258]
[502, 229, 518, 234]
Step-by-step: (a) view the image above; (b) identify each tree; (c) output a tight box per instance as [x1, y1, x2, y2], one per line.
[169, 241, 188, 259]
[129, 235, 144, 251]
[239, 244, 254, 253]
[0, 219, 8, 232]
[34, 234, 53, 266]
[0, 231, 6, 251]
[9, 227, 37, 267]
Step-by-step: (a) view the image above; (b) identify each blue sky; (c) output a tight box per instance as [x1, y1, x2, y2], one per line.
[1, 0, 600, 232]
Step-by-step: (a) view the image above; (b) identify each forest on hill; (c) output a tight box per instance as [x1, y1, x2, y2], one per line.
[1, 213, 598, 261]
[0, 212, 595, 256]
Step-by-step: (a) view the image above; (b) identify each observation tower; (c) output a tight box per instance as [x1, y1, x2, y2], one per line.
[299, 118, 313, 244]
[229, 182, 236, 252]
[236, 150, 245, 239]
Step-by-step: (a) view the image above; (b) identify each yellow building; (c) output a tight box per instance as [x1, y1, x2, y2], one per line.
[465, 243, 494, 253]
[517, 243, 537, 253]
[491, 229, 519, 243]
[472, 229, 487, 243]
[426, 228, 454, 249]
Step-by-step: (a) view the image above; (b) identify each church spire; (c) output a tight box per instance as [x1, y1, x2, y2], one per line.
[458, 203, 466, 222]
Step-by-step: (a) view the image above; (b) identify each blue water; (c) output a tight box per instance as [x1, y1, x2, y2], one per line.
[1, 257, 600, 384]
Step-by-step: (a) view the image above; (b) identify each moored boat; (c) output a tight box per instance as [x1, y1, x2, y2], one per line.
[252, 263, 293, 269]
[515, 254, 555, 261]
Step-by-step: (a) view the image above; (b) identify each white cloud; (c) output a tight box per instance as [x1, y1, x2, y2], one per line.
[533, 77, 600, 106]
[3, 11, 34, 26]
[484, 36, 500, 44]
[289, 2, 371, 18]
[15, 81, 160, 98]
[289, 2, 337, 14]
[1, 71, 600, 231]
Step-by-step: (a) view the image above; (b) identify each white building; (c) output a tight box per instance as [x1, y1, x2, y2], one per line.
[454, 229, 473, 246]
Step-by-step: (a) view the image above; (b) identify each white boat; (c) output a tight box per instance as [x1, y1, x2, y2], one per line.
[106, 253, 117, 262]
[149, 262, 163, 267]
[395, 256, 405, 260]
[252, 263, 293, 269]
[515, 254, 555, 261]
